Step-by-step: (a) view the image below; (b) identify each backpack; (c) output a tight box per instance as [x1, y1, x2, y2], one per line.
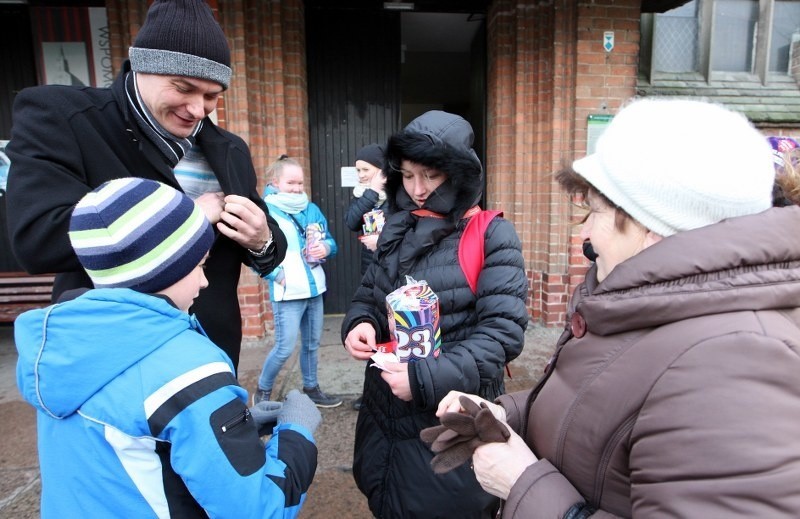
[410, 205, 502, 292]
[459, 209, 503, 294]
[459, 208, 514, 378]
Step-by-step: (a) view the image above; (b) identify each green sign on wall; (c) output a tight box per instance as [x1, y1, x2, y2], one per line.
[587, 114, 613, 154]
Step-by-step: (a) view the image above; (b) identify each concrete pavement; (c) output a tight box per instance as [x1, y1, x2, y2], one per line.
[0, 315, 560, 518]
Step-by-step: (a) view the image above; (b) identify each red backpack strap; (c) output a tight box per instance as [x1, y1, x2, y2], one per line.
[459, 209, 503, 294]
[459, 208, 512, 379]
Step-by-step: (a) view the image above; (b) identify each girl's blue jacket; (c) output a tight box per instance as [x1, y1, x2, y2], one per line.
[262, 194, 337, 302]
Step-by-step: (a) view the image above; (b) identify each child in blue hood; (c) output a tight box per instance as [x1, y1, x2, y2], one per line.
[15, 177, 320, 518]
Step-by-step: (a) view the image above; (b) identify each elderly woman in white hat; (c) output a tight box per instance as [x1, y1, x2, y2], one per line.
[437, 98, 800, 517]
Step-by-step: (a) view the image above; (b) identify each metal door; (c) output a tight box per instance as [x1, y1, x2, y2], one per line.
[306, 4, 401, 314]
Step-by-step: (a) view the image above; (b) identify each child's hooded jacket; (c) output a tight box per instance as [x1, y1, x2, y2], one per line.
[15, 288, 317, 518]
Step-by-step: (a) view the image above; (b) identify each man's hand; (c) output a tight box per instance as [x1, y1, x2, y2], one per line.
[195, 191, 225, 224]
[344, 322, 377, 361]
[217, 194, 270, 250]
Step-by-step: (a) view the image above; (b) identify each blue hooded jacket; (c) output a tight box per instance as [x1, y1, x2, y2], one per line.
[15, 289, 317, 518]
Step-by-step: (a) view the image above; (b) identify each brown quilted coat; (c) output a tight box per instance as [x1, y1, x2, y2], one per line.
[497, 207, 800, 518]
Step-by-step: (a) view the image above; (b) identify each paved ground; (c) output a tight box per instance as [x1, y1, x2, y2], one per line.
[0, 315, 560, 518]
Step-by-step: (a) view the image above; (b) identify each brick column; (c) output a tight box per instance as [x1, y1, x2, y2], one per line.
[569, 0, 640, 295]
[219, 0, 309, 339]
[486, 0, 640, 327]
[486, 1, 573, 326]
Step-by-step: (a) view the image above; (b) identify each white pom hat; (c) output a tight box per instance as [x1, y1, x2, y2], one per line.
[572, 98, 775, 237]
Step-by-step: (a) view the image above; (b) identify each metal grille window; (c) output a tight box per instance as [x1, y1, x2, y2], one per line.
[642, 0, 800, 84]
[772, 0, 800, 72]
[711, 0, 757, 72]
[653, 14, 697, 72]
[652, 1, 697, 73]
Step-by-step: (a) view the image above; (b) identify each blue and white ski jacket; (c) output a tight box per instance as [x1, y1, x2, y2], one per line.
[263, 197, 337, 302]
[15, 289, 318, 518]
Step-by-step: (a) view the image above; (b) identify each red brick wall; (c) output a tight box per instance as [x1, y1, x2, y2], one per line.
[570, 0, 640, 318]
[485, 1, 640, 327]
[218, 0, 309, 339]
[99, 0, 800, 340]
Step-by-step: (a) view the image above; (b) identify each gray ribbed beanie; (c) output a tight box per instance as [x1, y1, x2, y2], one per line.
[129, 0, 231, 89]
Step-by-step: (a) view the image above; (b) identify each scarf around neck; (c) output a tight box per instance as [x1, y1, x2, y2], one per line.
[353, 183, 388, 207]
[265, 191, 309, 214]
[124, 72, 202, 167]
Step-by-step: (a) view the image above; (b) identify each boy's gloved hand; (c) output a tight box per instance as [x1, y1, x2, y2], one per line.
[278, 390, 322, 434]
[249, 400, 282, 436]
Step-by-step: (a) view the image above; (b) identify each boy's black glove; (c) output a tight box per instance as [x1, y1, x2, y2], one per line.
[420, 396, 510, 474]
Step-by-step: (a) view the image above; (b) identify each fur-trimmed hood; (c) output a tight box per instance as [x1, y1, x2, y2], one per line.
[385, 110, 483, 221]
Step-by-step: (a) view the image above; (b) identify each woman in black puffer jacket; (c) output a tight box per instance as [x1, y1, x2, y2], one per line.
[342, 110, 529, 519]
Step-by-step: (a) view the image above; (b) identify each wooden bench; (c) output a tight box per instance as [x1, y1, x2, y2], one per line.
[0, 272, 55, 323]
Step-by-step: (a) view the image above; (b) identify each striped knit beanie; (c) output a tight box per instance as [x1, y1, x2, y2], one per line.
[129, 0, 231, 89]
[69, 178, 214, 294]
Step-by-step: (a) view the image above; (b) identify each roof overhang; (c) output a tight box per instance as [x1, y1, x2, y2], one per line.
[641, 0, 692, 13]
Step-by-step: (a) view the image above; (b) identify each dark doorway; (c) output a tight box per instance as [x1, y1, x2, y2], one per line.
[399, 11, 486, 154]
[306, 1, 487, 315]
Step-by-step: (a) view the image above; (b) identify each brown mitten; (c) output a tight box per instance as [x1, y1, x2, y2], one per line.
[420, 395, 510, 474]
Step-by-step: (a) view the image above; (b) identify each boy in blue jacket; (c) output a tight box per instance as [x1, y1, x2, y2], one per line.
[15, 177, 320, 518]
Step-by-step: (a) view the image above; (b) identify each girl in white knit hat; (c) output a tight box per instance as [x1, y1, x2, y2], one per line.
[437, 98, 800, 517]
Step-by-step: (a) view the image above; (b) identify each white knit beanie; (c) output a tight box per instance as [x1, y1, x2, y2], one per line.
[572, 98, 775, 237]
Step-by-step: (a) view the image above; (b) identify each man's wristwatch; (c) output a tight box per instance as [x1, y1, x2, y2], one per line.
[248, 235, 273, 257]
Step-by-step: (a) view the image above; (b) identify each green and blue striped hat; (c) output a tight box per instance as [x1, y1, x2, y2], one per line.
[69, 178, 214, 293]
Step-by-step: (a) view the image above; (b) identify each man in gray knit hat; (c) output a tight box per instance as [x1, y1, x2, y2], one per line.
[6, 0, 287, 372]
